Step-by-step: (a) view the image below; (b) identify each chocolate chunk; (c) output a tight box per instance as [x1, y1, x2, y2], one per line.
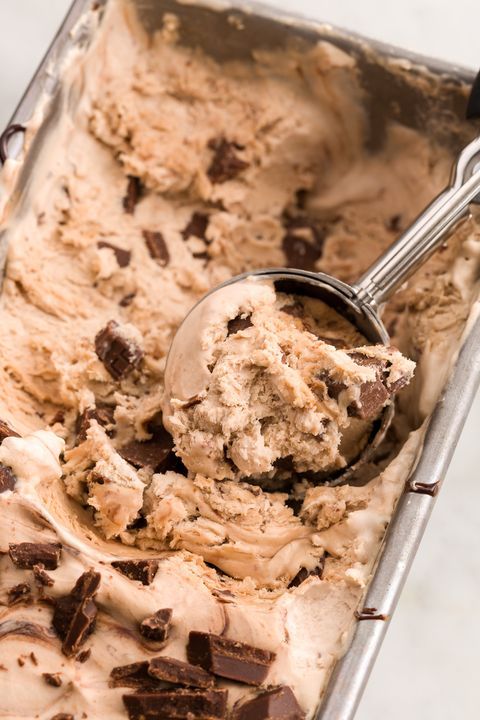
[95, 320, 143, 380]
[9, 542, 62, 570]
[7, 583, 31, 605]
[282, 218, 325, 271]
[182, 212, 209, 241]
[76, 648, 91, 663]
[288, 560, 324, 589]
[227, 315, 253, 336]
[148, 656, 215, 688]
[187, 632, 275, 686]
[110, 661, 160, 690]
[139, 608, 172, 642]
[52, 570, 100, 657]
[143, 230, 170, 266]
[123, 688, 228, 720]
[33, 563, 55, 588]
[0, 419, 20, 443]
[234, 686, 304, 720]
[76, 406, 114, 442]
[119, 426, 173, 472]
[97, 241, 131, 268]
[351, 380, 390, 420]
[0, 465, 16, 493]
[43, 672, 62, 687]
[123, 175, 143, 214]
[355, 607, 388, 621]
[111, 559, 159, 586]
[119, 292, 136, 307]
[207, 138, 249, 183]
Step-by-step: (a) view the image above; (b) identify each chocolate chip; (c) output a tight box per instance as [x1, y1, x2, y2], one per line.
[111, 559, 159, 586]
[9, 542, 62, 570]
[123, 176, 143, 214]
[52, 570, 101, 657]
[227, 314, 253, 336]
[182, 212, 210, 241]
[187, 632, 275, 686]
[233, 686, 304, 720]
[97, 241, 131, 268]
[43, 672, 62, 687]
[207, 138, 249, 183]
[7, 583, 32, 606]
[282, 218, 325, 271]
[95, 320, 143, 380]
[0, 419, 20, 443]
[122, 688, 228, 720]
[76, 406, 115, 443]
[118, 426, 173, 472]
[143, 230, 170, 266]
[288, 560, 325, 588]
[119, 292, 136, 307]
[0, 465, 16, 493]
[148, 656, 215, 688]
[110, 661, 160, 690]
[33, 564, 55, 588]
[139, 608, 172, 642]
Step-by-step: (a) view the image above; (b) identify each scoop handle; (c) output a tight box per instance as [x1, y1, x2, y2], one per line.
[352, 135, 480, 309]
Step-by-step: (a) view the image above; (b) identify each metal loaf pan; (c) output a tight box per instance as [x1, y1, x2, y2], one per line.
[1, 1, 479, 718]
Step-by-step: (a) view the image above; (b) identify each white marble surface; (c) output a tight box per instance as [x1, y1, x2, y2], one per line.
[0, 2, 479, 718]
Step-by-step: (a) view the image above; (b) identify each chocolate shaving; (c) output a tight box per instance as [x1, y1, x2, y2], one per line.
[139, 608, 172, 642]
[52, 570, 101, 657]
[187, 632, 275, 686]
[95, 320, 143, 380]
[148, 656, 215, 688]
[123, 175, 143, 214]
[282, 218, 325, 271]
[110, 661, 160, 690]
[207, 138, 249, 183]
[97, 241, 131, 268]
[9, 542, 62, 570]
[33, 563, 55, 588]
[227, 315, 253, 336]
[0, 419, 20, 443]
[355, 607, 388, 621]
[76, 405, 115, 443]
[111, 559, 159, 586]
[143, 230, 170, 266]
[118, 425, 173, 472]
[7, 583, 32, 606]
[182, 212, 209, 241]
[123, 688, 228, 720]
[0, 465, 16, 493]
[233, 686, 305, 720]
[43, 672, 62, 687]
[288, 560, 325, 589]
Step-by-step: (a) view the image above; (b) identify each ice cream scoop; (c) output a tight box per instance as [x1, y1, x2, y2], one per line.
[165, 134, 480, 481]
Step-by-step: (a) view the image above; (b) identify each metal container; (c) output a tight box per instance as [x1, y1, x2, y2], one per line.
[1, 2, 479, 718]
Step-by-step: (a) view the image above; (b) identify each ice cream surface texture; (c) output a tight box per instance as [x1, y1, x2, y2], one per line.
[0, 1, 478, 719]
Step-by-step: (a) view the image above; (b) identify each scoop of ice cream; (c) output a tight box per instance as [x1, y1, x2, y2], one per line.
[163, 279, 415, 480]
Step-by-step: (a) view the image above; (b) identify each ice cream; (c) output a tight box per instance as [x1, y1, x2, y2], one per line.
[163, 278, 415, 480]
[0, 1, 478, 719]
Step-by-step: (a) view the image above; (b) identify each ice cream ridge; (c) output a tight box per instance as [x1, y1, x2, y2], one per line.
[0, 1, 478, 719]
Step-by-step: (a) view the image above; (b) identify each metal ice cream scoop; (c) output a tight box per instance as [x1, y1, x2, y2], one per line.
[165, 133, 480, 481]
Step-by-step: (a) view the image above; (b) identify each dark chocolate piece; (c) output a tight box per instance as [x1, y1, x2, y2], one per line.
[148, 656, 215, 688]
[0, 465, 16, 493]
[95, 320, 143, 380]
[110, 661, 160, 690]
[9, 542, 62, 570]
[118, 426, 173, 472]
[234, 686, 304, 720]
[7, 583, 31, 605]
[123, 175, 143, 214]
[0, 419, 20, 443]
[43, 672, 62, 687]
[76, 648, 91, 663]
[207, 138, 249, 183]
[227, 315, 253, 336]
[409, 480, 440, 497]
[355, 607, 388, 621]
[33, 563, 55, 588]
[76, 405, 115, 442]
[282, 218, 325, 271]
[139, 608, 172, 642]
[123, 688, 228, 720]
[111, 559, 159, 586]
[182, 212, 209, 241]
[52, 570, 101, 657]
[97, 241, 131, 268]
[119, 292, 136, 307]
[143, 230, 170, 266]
[187, 632, 275, 686]
[288, 560, 324, 589]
